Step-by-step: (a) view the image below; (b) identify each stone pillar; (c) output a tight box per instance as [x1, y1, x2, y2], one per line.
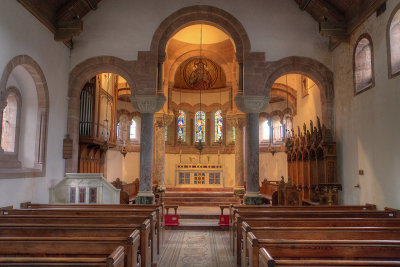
[154, 113, 173, 190]
[228, 114, 246, 195]
[235, 95, 270, 205]
[130, 94, 166, 204]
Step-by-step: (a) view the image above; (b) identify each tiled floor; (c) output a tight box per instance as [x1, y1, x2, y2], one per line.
[158, 230, 234, 267]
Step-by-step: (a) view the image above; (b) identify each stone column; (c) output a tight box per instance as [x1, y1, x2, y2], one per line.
[154, 113, 173, 190]
[130, 94, 166, 204]
[228, 114, 246, 195]
[235, 95, 270, 205]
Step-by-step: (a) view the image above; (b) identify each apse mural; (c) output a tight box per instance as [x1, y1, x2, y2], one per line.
[174, 57, 226, 90]
[195, 111, 206, 142]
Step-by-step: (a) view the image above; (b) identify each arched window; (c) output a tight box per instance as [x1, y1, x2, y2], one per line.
[215, 110, 223, 142]
[195, 111, 205, 142]
[388, 5, 400, 77]
[164, 126, 168, 142]
[130, 119, 136, 140]
[262, 120, 270, 141]
[232, 126, 236, 141]
[272, 116, 282, 143]
[354, 34, 374, 94]
[116, 122, 120, 141]
[1, 94, 18, 152]
[177, 110, 186, 142]
[283, 115, 293, 138]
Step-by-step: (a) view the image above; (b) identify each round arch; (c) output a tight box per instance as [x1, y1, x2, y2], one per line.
[150, 5, 251, 62]
[66, 56, 136, 173]
[264, 56, 334, 129]
[0, 55, 49, 176]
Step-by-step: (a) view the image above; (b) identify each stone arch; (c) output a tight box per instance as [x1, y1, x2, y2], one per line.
[66, 56, 136, 173]
[150, 5, 251, 62]
[263, 56, 334, 129]
[0, 55, 49, 176]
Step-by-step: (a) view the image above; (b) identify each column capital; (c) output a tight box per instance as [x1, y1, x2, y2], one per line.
[130, 94, 166, 113]
[227, 113, 247, 128]
[154, 112, 174, 128]
[234, 94, 270, 114]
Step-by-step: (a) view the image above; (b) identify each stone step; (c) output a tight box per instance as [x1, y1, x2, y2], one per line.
[163, 197, 238, 202]
[165, 219, 228, 230]
[164, 192, 235, 197]
[163, 201, 239, 206]
[166, 187, 233, 192]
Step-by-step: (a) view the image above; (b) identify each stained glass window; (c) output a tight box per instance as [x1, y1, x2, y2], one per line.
[165, 126, 168, 142]
[116, 122, 120, 140]
[130, 119, 136, 140]
[215, 110, 223, 142]
[232, 126, 236, 141]
[177, 110, 186, 142]
[195, 111, 205, 142]
[1, 94, 17, 152]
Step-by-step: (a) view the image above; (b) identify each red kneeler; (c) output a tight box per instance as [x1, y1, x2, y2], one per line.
[219, 215, 229, 226]
[165, 214, 179, 226]
[164, 205, 179, 226]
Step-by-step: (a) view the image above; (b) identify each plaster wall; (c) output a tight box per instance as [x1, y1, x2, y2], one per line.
[106, 149, 123, 182]
[164, 153, 235, 188]
[0, 0, 70, 207]
[292, 77, 322, 129]
[259, 152, 288, 183]
[71, 0, 330, 69]
[333, 0, 400, 208]
[121, 152, 141, 183]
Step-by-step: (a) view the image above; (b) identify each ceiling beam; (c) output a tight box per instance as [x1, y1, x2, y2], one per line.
[315, 0, 345, 22]
[346, 0, 388, 34]
[56, 0, 82, 21]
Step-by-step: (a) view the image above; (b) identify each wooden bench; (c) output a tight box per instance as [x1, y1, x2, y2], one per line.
[231, 207, 398, 265]
[1, 207, 160, 264]
[0, 214, 152, 267]
[0, 226, 140, 267]
[244, 226, 400, 267]
[19, 203, 164, 253]
[259, 246, 400, 266]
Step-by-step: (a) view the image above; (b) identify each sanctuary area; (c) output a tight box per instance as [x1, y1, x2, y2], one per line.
[0, 0, 400, 266]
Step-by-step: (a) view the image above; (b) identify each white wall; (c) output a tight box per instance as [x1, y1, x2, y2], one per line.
[122, 152, 141, 183]
[259, 152, 288, 183]
[106, 149, 123, 182]
[71, 0, 330, 69]
[333, 0, 400, 209]
[0, 0, 70, 207]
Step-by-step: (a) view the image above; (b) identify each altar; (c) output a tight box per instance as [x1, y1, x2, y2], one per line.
[175, 163, 225, 187]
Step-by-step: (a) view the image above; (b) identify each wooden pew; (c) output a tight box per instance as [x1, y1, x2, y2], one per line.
[1, 207, 159, 264]
[253, 240, 400, 267]
[0, 227, 140, 267]
[244, 226, 400, 267]
[0, 238, 127, 267]
[259, 247, 400, 266]
[19, 203, 163, 255]
[246, 230, 400, 267]
[0, 216, 152, 267]
[231, 207, 398, 265]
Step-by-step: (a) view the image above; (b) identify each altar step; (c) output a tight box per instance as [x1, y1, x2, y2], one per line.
[165, 219, 228, 230]
[163, 190, 240, 206]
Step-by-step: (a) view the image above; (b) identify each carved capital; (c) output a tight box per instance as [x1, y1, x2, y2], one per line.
[154, 113, 174, 128]
[130, 94, 166, 113]
[227, 114, 247, 128]
[234, 94, 270, 114]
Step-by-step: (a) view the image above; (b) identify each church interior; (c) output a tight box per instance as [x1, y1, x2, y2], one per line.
[0, 0, 400, 266]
